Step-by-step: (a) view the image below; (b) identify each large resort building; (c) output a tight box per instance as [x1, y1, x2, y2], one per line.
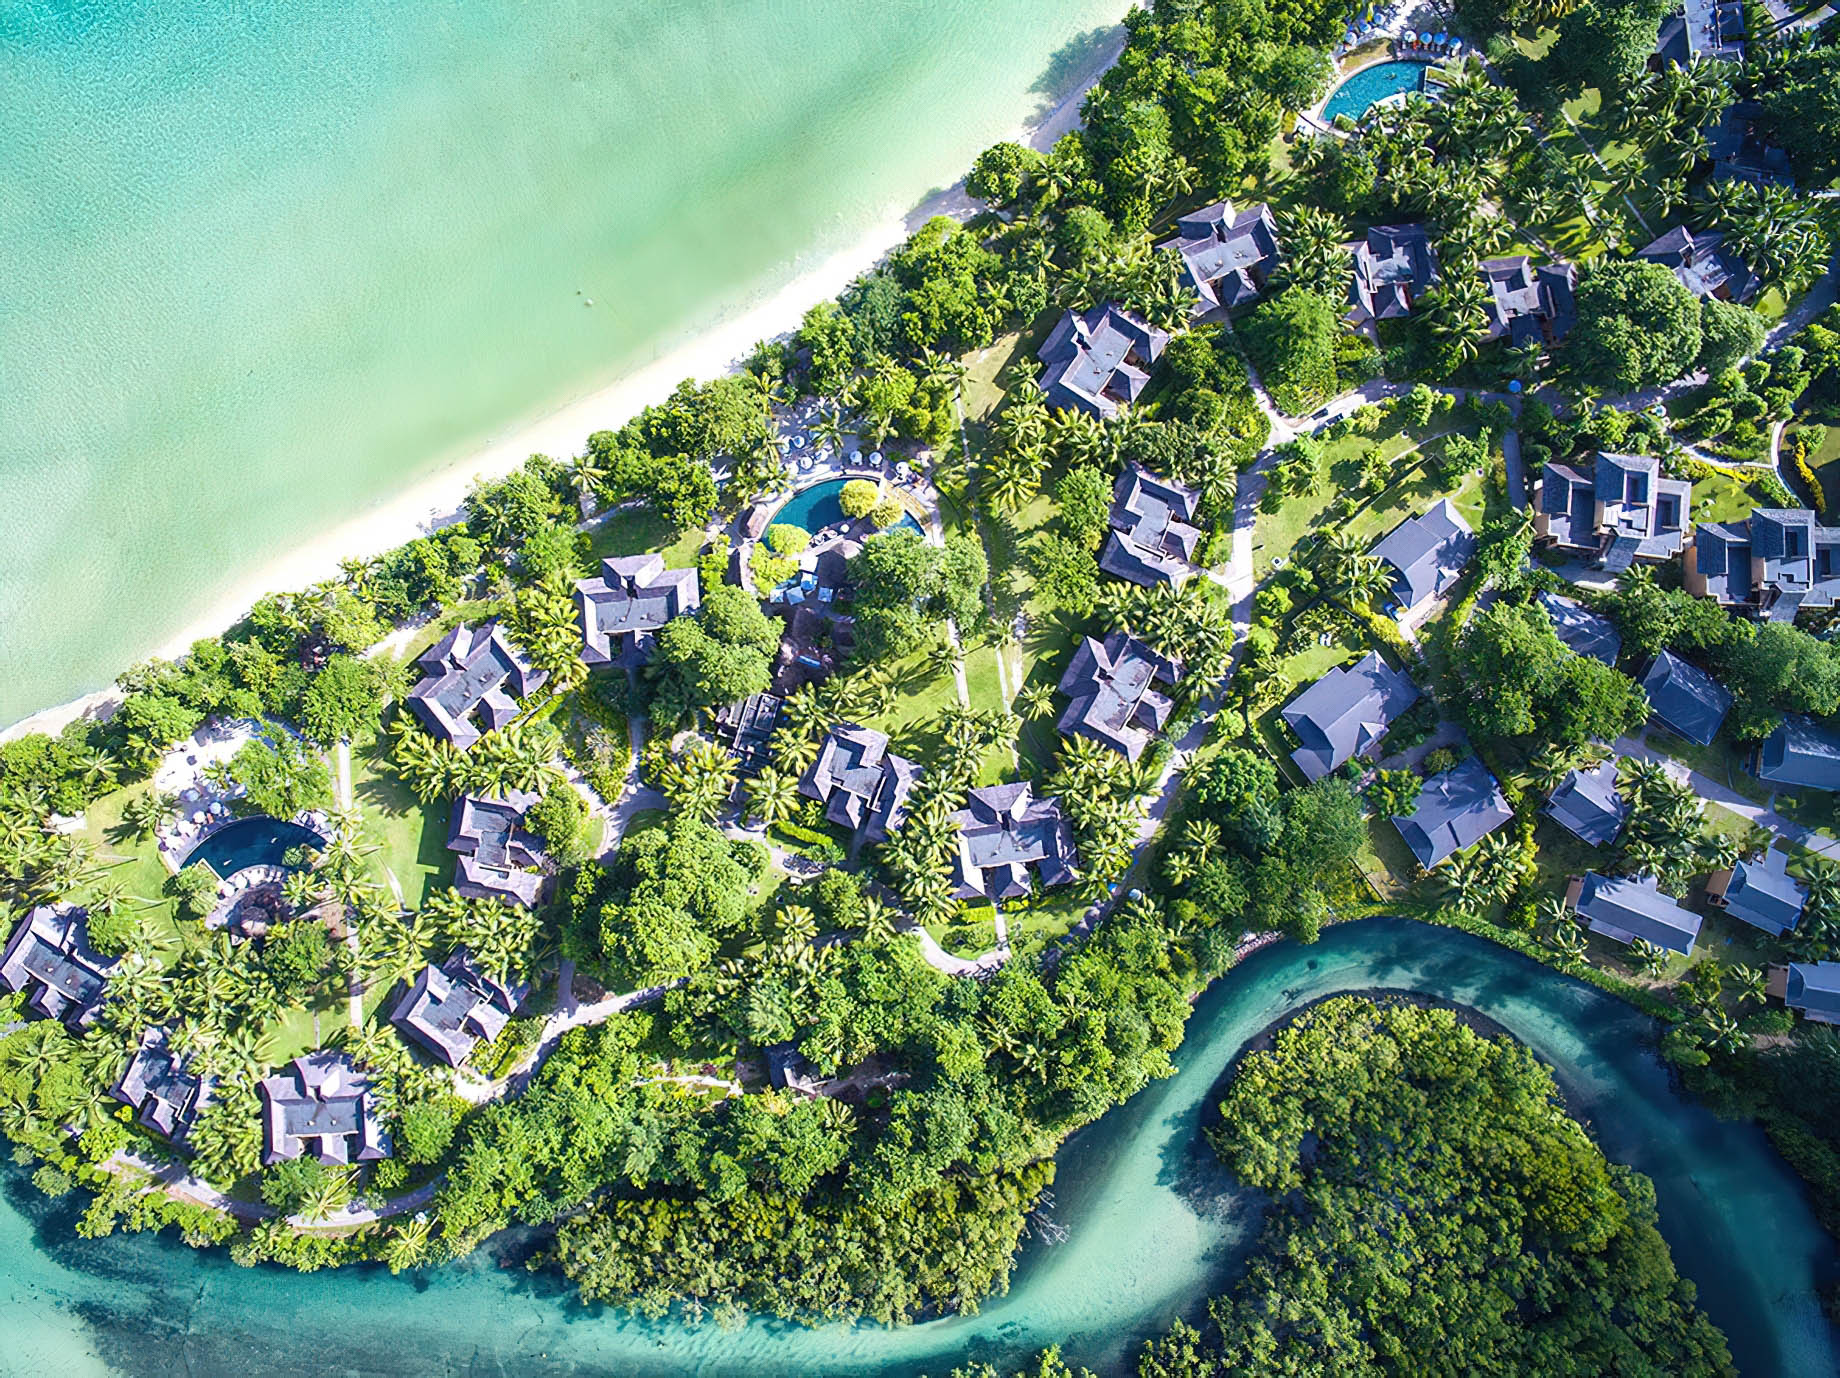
[113, 1028, 209, 1148]
[448, 790, 551, 908]
[1100, 465, 1203, 587]
[1687, 507, 1840, 622]
[1371, 498, 1475, 613]
[1536, 453, 1691, 573]
[0, 905, 115, 1029]
[1158, 200, 1280, 313]
[575, 553, 700, 669]
[948, 782, 1078, 903]
[1478, 256, 1577, 348]
[1347, 224, 1438, 325]
[391, 950, 527, 1068]
[259, 1052, 390, 1166]
[405, 621, 547, 750]
[1056, 632, 1183, 763]
[1037, 303, 1169, 420]
[1280, 651, 1420, 782]
[798, 724, 921, 847]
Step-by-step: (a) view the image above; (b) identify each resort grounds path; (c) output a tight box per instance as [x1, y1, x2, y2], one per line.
[334, 739, 364, 1031]
[1613, 732, 1840, 863]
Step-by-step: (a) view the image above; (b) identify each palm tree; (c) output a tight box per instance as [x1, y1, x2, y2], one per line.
[858, 895, 899, 944]
[1627, 937, 1672, 978]
[122, 790, 173, 841]
[1543, 919, 1589, 968]
[1728, 963, 1768, 1007]
[384, 1214, 435, 1273]
[663, 740, 736, 821]
[1695, 1007, 1747, 1056]
[1276, 206, 1350, 298]
[777, 903, 819, 946]
[564, 450, 608, 514]
[76, 748, 118, 792]
[982, 446, 1043, 515]
[810, 408, 851, 458]
[1015, 682, 1055, 718]
[745, 767, 800, 829]
[770, 726, 820, 776]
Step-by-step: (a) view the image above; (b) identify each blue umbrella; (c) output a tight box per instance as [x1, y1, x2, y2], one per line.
[1436, 31, 1449, 44]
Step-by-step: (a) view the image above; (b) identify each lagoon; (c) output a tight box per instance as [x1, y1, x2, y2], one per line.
[3, 918, 1832, 1376]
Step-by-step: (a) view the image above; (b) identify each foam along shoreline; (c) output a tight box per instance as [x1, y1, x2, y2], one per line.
[0, 16, 1129, 747]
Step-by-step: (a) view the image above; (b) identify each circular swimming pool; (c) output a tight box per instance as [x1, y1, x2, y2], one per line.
[768, 477, 922, 536]
[1321, 59, 1430, 123]
[183, 815, 323, 877]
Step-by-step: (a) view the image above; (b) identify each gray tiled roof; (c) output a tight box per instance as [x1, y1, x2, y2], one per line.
[1757, 715, 1840, 792]
[259, 1051, 391, 1166]
[948, 782, 1078, 902]
[1371, 499, 1476, 610]
[0, 905, 115, 1029]
[448, 791, 549, 908]
[1057, 632, 1183, 762]
[1158, 201, 1280, 311]
[1279, 651, 1420, 782]
[1786, 962, 1840, 1018]
[1391, 758, 1512, 869]
[1478, 256, 1577, 346]
[1538, 455, 1690, 569]
[391, 949, 528, 1067]
[1642, 651, 1731, 746]
[798, 724, 921, 845]
[406, 621, 547, 750]
[1037, 304, 1169, 420]
[1536, 591, 1621, 665]
[1689, 521, 1755, 606]
[1574, 872, 1702, 954]
[112, 1028, 209, 1146]
[1716, 853, 1805, 935]
[1348, 224, 1439, 322]
[574, 553, 701, 668]
[1637, 225, 1760, 303]
[1100, 465, 1202, 587]
[1544, 762, 1627, 848]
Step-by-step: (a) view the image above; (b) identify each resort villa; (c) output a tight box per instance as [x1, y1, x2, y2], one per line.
[1687, 507, 1840, 622]
[1477, 256, 1577, 347]
[1371, 498, 1476, 613]
[574, 553, 701, 669]
[1782, 962, 1840, 1023]
[405, 621, 548, 750]
[447, 791, 550, 908]
[112, 1028, 209, 1148]
[1544, 761, 1628, 848]
[1157, 199, 1281, 313]
[391, 950, 528, 1068]
[1755, 715, 1840, 793]
[1036, 303, 1169, 419]
[0, 905, 115, 1029]
[1347, 224, 1439, 325]
[1536, 453, 1692, 572]
[714, 692, 784, 776]
[1392, 758, 1513, 870]
[258, 1052, 391, 1166]
[1637, 225, 1761, 304]
[1707, 850, 1806, 936]
[1279, 651, 1421, 782]
[1056, 632, 1184, 763]
[1100, 465, 1204, 587]
[948, 782, 1078, 903]
[1569, 872, 1703, 954]
[798, 724, 922, 847]
[1641, 651, 1732, 746]
[1536, 591, 1622, 664]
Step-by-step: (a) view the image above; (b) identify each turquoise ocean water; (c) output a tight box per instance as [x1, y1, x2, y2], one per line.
[0, 0, 1125, 725]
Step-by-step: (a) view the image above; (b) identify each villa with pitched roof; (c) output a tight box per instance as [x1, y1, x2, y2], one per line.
[259, 1051, 391, 1165]
[1687, 507, 1840, 622]
[948, 783, 1078, 902]
[714, 692, 783, 775]
[1100, 465, 1203, 587]
[1755, 715, 1840, 792]
[574, 553, 701, 669]
[799, 724, 920, 846]
[1158, 200, 1281, 313]
[1536, 454, 1691, 572]
[1536, 591, 1622, 665]
[1372, 499, 1476, 612]
[448, 791, 550, 908]
[1641, 651, 1731, 746]
[1544, 762, 1627, 848]
[1057, 632, 1183, 763]
[1036, 304, 1169, 419]
[113, 1028, 209, 1148]
[1391, 758, 1512, 870]
[1568, 872, 1702, 953]
[1708, 851, 1806, 936]
[1279, 652, 1420, 783]
[0, 905, 115, 1029]
[1478, 256, 1577, 347]
[391, 950, 528, 1068]
[1783, 962, 1840, 1023]
[1347, 224, 1439, 324]
[405, 621, 547, 750]
[1637, 226, 1760, 303]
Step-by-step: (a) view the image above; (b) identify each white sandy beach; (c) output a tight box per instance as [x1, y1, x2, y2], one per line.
[0, 18, 1127, 745]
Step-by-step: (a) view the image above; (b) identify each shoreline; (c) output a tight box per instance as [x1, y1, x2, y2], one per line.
[0, 16, 1129, 746]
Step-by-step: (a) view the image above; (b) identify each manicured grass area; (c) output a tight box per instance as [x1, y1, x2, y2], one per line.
[1690, 467, 1776, 526]
[387, 597, 501, 674]
[587, 506, 706, 568]
[348, 737, 453, 908]
[857, 655, 967, 763]
[79, 780, 187, 957]
[1776, 789, 1840, 844]
[261, 991, 350, 1067]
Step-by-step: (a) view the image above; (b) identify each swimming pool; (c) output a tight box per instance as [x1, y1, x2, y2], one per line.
[1321, 59, 1430, 123]
[768, 478, 922, 535]
[184, 816, 323, 877]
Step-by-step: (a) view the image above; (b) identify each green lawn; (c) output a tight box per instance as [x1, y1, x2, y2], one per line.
[1690, 467, 1777, 526]
[586, 506, 707, 568]
[348, 737, 453, 908]
[386, 597, 503, 675]
[80, 780, 187, 958]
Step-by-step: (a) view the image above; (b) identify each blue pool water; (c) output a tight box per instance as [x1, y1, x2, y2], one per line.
[769, 478, 923, 535]
[184, 816, 322, 877]
[1322, 59, 1430, 123]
